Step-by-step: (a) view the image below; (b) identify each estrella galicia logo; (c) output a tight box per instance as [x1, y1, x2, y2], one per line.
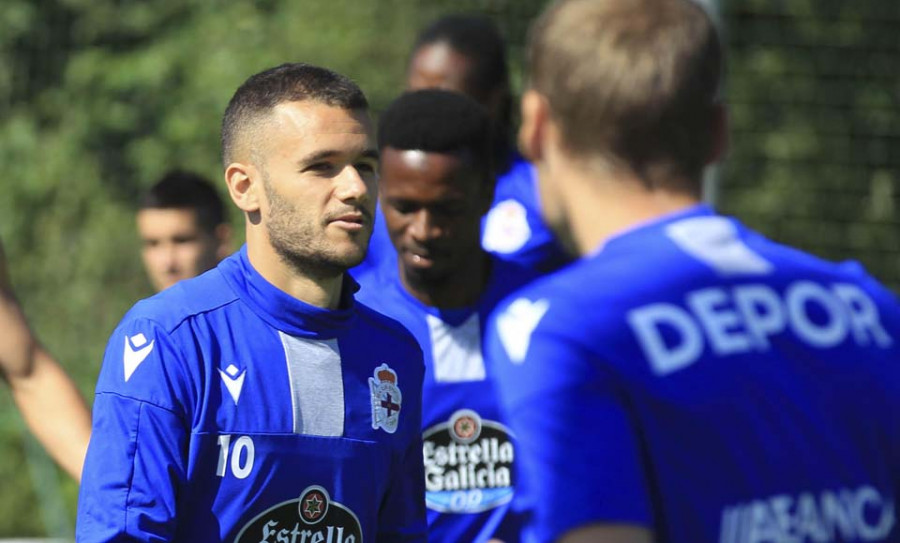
[422, 409, 516, 513]
[234, 485, 363, 543]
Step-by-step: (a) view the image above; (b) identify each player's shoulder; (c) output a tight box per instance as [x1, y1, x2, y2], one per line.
[352, 260, 396, 302]
[491, 258, 615, 349]
[122, 267, 239, 335]
[354, 299, 423, 356]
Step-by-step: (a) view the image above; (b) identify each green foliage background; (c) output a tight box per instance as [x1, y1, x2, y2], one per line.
[0, 0, 897, 537]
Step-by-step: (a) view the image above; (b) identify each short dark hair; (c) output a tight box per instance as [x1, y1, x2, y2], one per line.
[413, 14, 509, 102]
[412, 14, 512, 168]
[378, 89, 492, 175]
[529, 0, 722, 194]
[221, 63, 368, 166]
[139, 170, 226, 233]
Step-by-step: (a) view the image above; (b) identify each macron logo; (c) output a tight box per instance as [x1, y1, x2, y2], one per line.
[496, 298, 550, 364]
[123, 333, 155, 382]
[218, 364, 246, 405]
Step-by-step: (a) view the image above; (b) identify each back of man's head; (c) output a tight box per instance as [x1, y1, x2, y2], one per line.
[378, 89, 493, 178]
[529, 0, 721, 195]
[221, 63, 369, 167]
[140, 170, 226, 234]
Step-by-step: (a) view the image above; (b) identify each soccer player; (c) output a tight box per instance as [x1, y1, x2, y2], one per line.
[136, 169, 232, 292]
[0, 239, 91, 481]
[356, 14, 569, 278]
[77, 63, 427, 542]
[355, 89, 535, 543]
[486, 1, 900, 542]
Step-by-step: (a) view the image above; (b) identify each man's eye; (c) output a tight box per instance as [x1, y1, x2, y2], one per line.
[355, 162, 376, 174]
[390, 203, 416, 214]
[305, 162, 334, 173]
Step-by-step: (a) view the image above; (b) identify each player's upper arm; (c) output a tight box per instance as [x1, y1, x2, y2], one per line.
[77, 394, 188, 542]
[77, 317, 194, 542]
[487, 300, 655, 542]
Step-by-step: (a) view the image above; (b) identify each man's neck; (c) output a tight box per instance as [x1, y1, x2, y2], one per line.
[400, 250, 490, 309]
[246, 241, 345, 310]
[549, 158, 701, 257]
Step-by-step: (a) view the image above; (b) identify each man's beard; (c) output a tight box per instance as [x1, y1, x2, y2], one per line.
[263, 175, 370, 280]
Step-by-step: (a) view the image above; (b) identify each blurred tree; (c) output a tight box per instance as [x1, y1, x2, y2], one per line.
[720, 0, 900, 290]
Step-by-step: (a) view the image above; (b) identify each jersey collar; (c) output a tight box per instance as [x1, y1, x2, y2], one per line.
[219, 245, 358, 339]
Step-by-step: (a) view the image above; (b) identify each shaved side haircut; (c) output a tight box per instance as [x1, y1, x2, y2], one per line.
[528, 0, 722, 194]
[221, 63, 368, 167]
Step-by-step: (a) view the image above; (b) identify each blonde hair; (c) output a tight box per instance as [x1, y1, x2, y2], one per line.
[529, 0, 721, 194]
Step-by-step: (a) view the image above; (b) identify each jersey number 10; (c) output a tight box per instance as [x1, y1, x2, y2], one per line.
[217, 435, 255, 479]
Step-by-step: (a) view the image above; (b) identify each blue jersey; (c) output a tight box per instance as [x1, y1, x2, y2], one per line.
[355, 257, 537, 543]
[355, 154, 569, 278]
[481, 155, 570, 274]
[77, 246, 427, 543]
[486, 205, 900, 543]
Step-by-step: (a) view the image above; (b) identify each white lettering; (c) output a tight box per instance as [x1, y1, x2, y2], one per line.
[689, 288, 753, 356]
[630, 281, 892, 375]
[231, 435, 255, 480]
[832, 284, 893, 348]
[216, 434, 230, 477]
[720, 486, 895, 543]
[734, 284, 786, 350]
[217, 434, 255, 479]
[786, 282, 849, 348]
[628, 304, 703, 375]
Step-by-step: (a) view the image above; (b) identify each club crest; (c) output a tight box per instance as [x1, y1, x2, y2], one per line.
[369, 364, 402, 434]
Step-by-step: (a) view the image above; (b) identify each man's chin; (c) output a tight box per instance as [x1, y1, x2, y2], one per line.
[401, 262, 452, 287]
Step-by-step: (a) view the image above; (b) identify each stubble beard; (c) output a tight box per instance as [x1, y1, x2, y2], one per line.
[262, 175, 369, 281]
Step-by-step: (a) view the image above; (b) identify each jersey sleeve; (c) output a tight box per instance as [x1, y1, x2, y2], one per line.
[376, 342, 427, 543]
[486, 300, 654, 542]
[76, 317, 193, 543]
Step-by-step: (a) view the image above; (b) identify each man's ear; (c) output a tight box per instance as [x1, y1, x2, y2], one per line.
[225, 162, 261, 214]
[518, 89, 549, 164]
[707, 102, 729, 165]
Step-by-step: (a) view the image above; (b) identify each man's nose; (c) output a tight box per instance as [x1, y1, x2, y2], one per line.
[409, 209, 442, 242]
[335, 164, 371, 203]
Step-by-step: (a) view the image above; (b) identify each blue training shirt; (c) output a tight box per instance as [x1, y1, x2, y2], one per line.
[77, 246, 427, 543]
[355, 256, 538, 543]
[486, 205, 900, 543]
[481, 154, 570, 274]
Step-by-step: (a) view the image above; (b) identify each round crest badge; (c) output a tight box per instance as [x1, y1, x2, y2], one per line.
[450, 409, 481, 444]
[482, 199, 532, 254]
[299, 486, 329, 524]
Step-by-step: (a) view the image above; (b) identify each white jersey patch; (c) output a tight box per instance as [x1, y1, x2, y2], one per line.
[482, 199, 532, 254]
[496, 298, 550, 364]
[123, 333, 155, 382]
[218, 364, 247, 405]
[666, 216, 773, 276]
[427, 313, 485, 383]
[280, 334, 344, 437]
